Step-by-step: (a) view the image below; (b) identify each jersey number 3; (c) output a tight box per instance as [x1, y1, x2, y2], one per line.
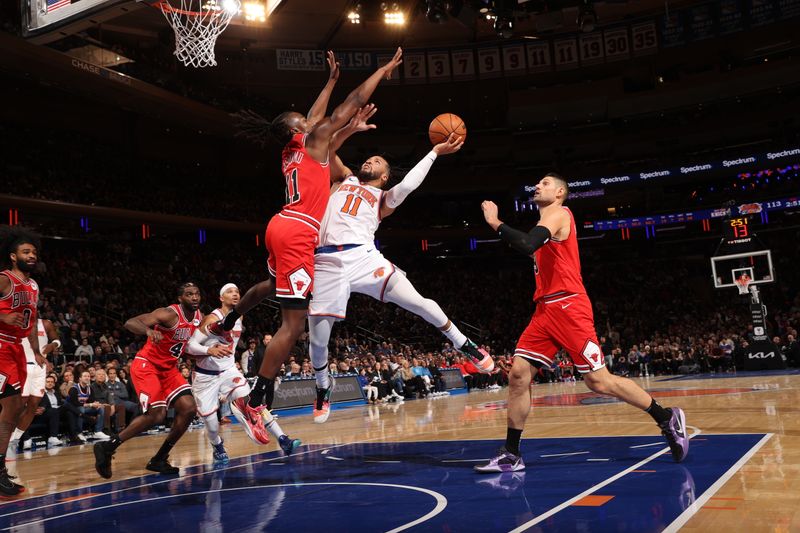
[285, 168, 300, 204]
[340, 194, 363, 216]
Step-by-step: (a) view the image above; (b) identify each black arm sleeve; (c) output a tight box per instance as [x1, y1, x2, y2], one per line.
[497, 224, 551, 256]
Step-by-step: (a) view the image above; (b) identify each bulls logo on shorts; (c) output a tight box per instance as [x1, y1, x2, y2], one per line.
[288, 267, 312, 297]
[139, 392, 150, 412]
[582, 340, 604, 370]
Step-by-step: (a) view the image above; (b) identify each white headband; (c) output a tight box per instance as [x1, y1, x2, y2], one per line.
[219, 283, 238, 297]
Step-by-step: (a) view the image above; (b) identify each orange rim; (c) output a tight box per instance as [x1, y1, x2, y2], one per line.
[153, 1, 219, 17]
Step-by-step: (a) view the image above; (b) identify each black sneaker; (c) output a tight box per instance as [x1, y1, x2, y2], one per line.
[0, 468, 21, 497]
[94, 441, 116, 479]
[146, 457, 180, 475]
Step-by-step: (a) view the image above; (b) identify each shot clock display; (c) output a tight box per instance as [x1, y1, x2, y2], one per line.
[725, 217, 752, 240]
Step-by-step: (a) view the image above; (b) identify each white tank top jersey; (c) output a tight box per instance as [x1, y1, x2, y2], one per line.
[22, 319, 48, 363]
[318, 175, 384, 246]
[195, 308, 243, 372]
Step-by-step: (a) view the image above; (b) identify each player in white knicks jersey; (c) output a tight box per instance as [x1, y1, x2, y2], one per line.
[11, 318, 60, 450]
[186, 284, 301, 462]
[309, 133, 495, 423]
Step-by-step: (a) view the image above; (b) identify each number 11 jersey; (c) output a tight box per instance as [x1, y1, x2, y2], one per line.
[319, 175, 383, 246]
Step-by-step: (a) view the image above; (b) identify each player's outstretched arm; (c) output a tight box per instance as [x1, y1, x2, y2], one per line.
[124, 307, 177, 342]
[481, 201, 568, 256]
[187, 314, 232, 357]
[306, 51, 340, 128]
[381, 133, 463, 219]
[328, 104, 378, 182]
[305, 47, 402, 161]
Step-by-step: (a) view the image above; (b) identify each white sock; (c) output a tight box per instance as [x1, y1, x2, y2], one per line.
[440, 322, 468, 350]
[204, 415, 221, 446]
[11, 428, 23, 441]
[262, 409, 286, 440]
[309, 315, 334, 390]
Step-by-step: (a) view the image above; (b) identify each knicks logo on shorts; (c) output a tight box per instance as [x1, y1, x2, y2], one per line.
[373, 267, 385, 278]
[233, 377, 242, 384]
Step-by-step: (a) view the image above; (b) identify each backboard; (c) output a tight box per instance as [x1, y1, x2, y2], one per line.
[711, 249, 774, 290]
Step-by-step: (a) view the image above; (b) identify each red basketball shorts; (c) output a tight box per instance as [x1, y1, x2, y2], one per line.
[0, 341, 26, 399]
[131, 356, 191, 412]
[514, 293, 605, 374]
[265, 212, 318, 303]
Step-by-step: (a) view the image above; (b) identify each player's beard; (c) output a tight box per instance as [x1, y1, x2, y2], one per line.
[16, 260, 36, 273]
[357, 168, 377, 182]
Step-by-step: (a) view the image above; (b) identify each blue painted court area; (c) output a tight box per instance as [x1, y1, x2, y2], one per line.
[0, 434, 768, 532]
[657, 369, 800, 381]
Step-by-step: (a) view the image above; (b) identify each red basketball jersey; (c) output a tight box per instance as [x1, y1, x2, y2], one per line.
[0, 270, 39, 344]
[137, 304, 201, 369]
[280, 133, 331, 231]
[532, 207, 587, 302]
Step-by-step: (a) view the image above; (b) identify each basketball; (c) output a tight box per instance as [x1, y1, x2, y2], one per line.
[428, 113, 467, 145]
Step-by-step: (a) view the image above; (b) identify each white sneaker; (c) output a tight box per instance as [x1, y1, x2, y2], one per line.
[47, 437, 63, 447]
[22, 439, 33, 450]
[76, 433, 87, 443]
[92, 431, 111, 440]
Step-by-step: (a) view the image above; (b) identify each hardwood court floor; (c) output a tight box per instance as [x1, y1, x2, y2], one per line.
[7, 371, 800, 532]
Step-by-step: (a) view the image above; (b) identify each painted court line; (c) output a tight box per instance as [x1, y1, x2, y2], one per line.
[508, 429, 703, 533]
[0, 442, 357, 520]
[586, 458, 610, 462]
[629, 442, 663, 449]
[3, 482, 448, 533]
[540, 451, 589, 458]
[662, 433, 773, 533]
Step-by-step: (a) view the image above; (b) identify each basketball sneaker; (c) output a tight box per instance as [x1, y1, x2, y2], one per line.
[474, 448, 525, 473]
[0, 468, 21, 497]
[279, 435, 302, 456]
[146, 456, 180, 475]
[230, 397, 270, 444]
[207, 320, 233, 344]
[212, 440, 229, 464]
[659, 407, 689, 462]
[93, 441, 116, 479]
[459, 339, 495, 374]
[313, 376, 335, 424]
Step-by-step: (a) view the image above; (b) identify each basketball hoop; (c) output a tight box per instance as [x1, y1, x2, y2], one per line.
[734, 274, 752, 295]
[154, 0, 240, 68]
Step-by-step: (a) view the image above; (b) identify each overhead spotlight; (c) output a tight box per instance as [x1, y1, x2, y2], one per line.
[426, 0, 447, 23]
[347, 3, 361, 24]
[243, 1, 266, 22]
[577, 0, 597, 33]
[494, 13, 514, 38]
[384, 3, 405, 25]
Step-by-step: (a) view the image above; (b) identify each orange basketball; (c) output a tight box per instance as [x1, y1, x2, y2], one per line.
[428, 113, 467, 145]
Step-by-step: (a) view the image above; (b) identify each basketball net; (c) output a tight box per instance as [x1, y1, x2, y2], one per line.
[734, 274, 752, 296]
[155, 0, 240, 68]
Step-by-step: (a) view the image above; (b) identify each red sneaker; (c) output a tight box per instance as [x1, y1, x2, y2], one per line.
[230, 397, 270, 445]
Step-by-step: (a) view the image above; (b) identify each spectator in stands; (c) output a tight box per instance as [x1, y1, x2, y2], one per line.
[359, 368, 378, 403]
[35, 375, 66, 447]
[74, 338, 94, 360]
[450, 356, 473, 391]
[64, 371, 110, 441]
[90, 369, 118, 433]
[59, 369, 75, 398]
[106, 367, 138, 431]
[241, 339, 258, 377]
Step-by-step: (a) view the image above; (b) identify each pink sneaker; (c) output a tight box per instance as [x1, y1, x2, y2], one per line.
[460, 340, 495, 374]
[230, 397, 270, 445]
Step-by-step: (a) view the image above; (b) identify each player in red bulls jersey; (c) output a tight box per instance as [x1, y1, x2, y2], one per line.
[93, 282, 203, 479]
[475, 173, 689, 474]
[218, 49, 404, 429]
[0, 226, 43, 496]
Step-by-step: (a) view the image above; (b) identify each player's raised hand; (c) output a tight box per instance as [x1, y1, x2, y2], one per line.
[481, 200, 501, 227]
[348, 104, 378, 132]
[326, 50, 340, 82]
[382, 47, 403, 79]
[433, 133, 464, 156]
[0, 312, 25, 327]
[208, 344, 233, 358]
